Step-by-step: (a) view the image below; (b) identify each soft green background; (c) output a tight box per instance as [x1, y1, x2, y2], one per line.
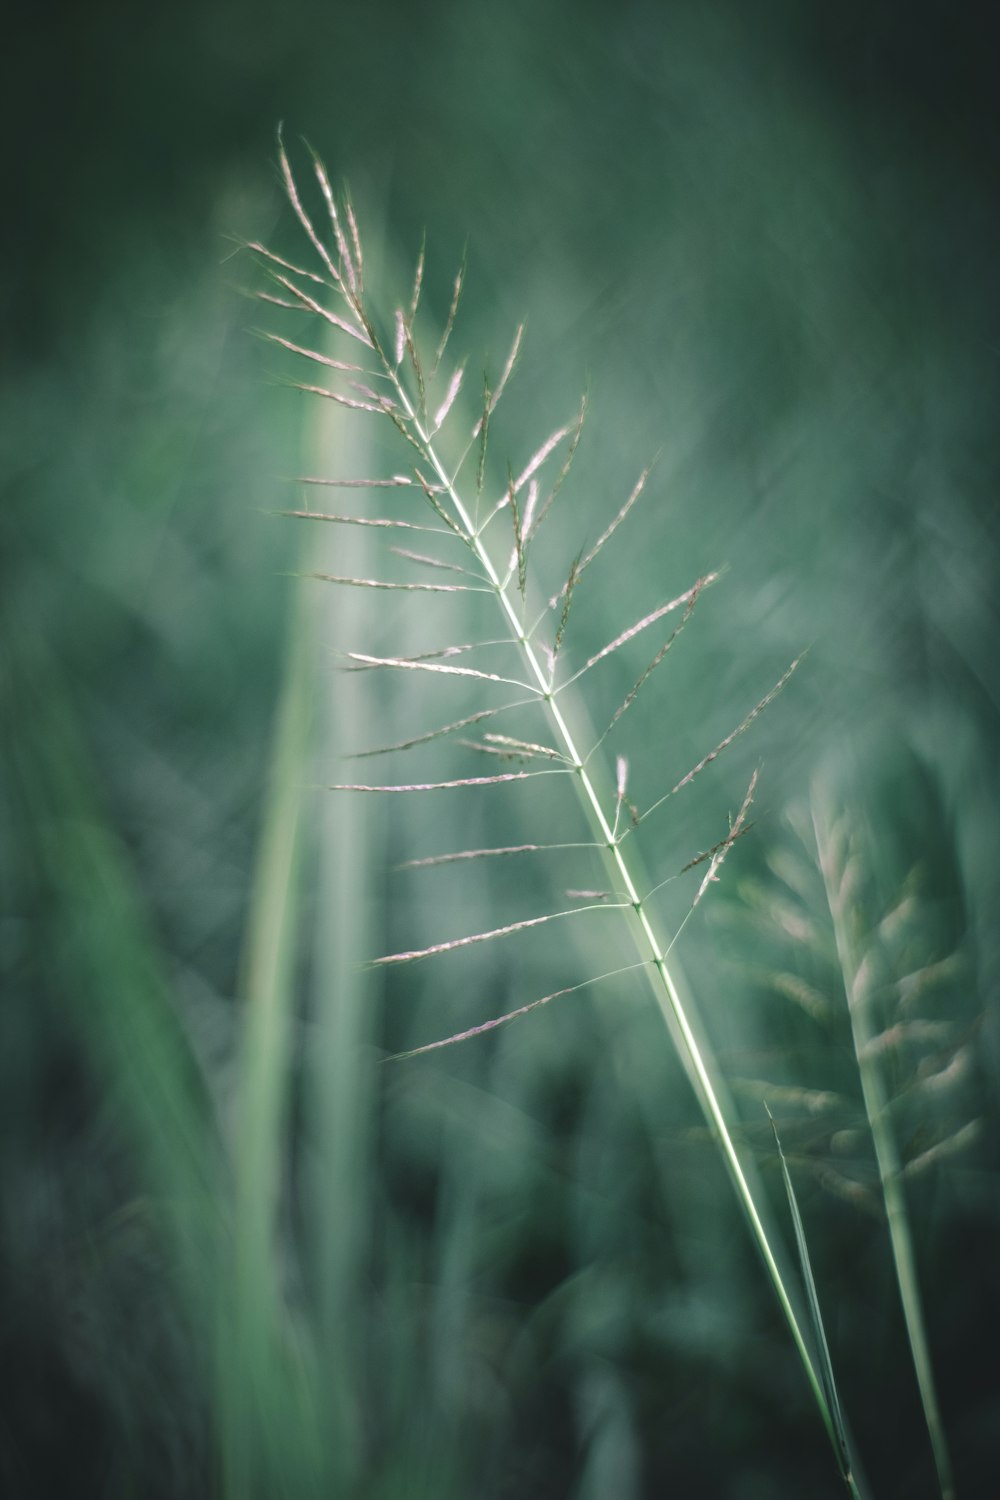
[3, 3, 997, 1496]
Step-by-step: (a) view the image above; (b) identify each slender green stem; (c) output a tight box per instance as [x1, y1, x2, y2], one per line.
[385, 371, 859, 1491]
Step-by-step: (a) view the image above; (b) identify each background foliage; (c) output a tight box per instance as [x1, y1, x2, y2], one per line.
[2, 2, 998, 1496]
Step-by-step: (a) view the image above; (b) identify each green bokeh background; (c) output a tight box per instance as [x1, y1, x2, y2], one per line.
[3, 3, 998, 1496]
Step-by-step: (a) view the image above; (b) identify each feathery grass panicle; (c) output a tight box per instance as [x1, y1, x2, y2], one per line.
[260, 141, 861, 1493]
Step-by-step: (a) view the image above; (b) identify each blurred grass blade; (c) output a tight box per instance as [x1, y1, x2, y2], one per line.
[223, 555, 324, 1500]
[766, 1104, 861, 1496]
[303, 378, 383, 1494]
[812, 792, 956, 1500]
[3, 622, 222, 1300]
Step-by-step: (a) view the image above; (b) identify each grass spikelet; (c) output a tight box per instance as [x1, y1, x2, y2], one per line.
[432, 249, 467, 375]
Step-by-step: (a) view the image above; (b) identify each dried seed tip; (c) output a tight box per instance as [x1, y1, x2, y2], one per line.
[277, 134, 344, 290]
[476, 376, 491, 495]
[344, 192, 364, 292]
[514, 419, 576, 497]
[409, 232, 426, 323]
[489, 323, 524, 414]
[308, 146, 357, 292]
[404, 322, 427, 418]
[693, 768, 758, 907]
[507, 467, 528, 598]
[432, 361, 465, 433]
[522, 478, 540, 538]
[432, 248, 467, 374]
[616, 756, 629, 800]
[552, 554, 581, 661]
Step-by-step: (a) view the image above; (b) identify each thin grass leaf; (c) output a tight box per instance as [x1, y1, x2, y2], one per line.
[766, 1106, 857, 1491]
